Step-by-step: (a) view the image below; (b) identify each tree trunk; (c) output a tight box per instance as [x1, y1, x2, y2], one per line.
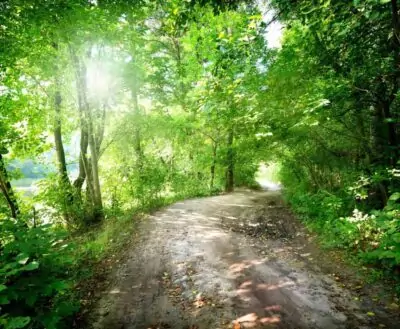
[131, 89, 143, 165]
[0, 153, 19, 218]
[210, 142, 217, 189]
[53, 76, 77, 223]
[382, 100, 398, 165]
[70, 46, 91, 198]
[88, 127, 103, 220]
[73, 122, 89, 193]
[70, 46, 103, 221]
[225, 128, 234, 192]
[389, 0, 400, 164]
[370, 102, 387, 164]
[51, 43, 75, 224]
[371, 100, 398, 166]
[82, 71, 103, 220]
[54, 80, 70, 185]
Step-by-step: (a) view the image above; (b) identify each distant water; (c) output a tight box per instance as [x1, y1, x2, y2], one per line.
[13, 179, 40, 198]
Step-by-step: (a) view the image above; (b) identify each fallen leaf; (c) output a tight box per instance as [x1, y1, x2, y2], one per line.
[367, 312, 375, 317]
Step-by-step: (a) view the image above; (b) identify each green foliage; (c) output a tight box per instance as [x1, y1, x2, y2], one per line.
[0, 0, 270, 326]
[35, 175, 87, 227]
[0, 219, 77, 329]
[4, 0, 400, 324]
[283, 172, 400, 270]
[263, 0, 400, 283]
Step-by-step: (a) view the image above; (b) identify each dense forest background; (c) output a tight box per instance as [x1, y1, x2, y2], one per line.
[1, 0, 400, 328]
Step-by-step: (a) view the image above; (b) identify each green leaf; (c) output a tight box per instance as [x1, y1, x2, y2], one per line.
[23, 261, 39, 271]
[16, 253, 29, 265]
[0, 284, 7, 292]
[380, 0, 391, 4]
[379, 250, 396, 259]
[389, 192, 400, 201]
[0, 295, 10, 305]
[26, 293, 38, 307]
[6, 316, 31, 329]
[392, 233, 400, 243]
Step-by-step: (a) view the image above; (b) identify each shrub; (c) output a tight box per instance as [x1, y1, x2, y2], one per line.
[0, 219, 78, 329]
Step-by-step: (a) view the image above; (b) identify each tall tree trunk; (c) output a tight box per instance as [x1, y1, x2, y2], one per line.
[54, 78, 73, 195]
[131, 89, 143, 165]
[388, 0, 400, 164]
[210, 142, 217, 189]
[83, 76, 103, 220]
[382, 100, 398, 165]
[225, 128, 234, 192]
[88, 126, 103, 220]
[70, 46, 103, 221]
[371, 99, 398, 166]
[370, 104, 385, 164]
[70, 46, 91, 198]
[0, 153, 19, 218]
[52, 42, 75, 224]
[131, 86, 145, 205]
[54, 80, 69, 184]
[96, 103, 107, 156]
[73, 122, 89, 193]
[53, 76, 76, 222]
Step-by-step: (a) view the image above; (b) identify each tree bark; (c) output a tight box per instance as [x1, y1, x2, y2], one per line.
[210, 142, 217, 189]
[54, 78, 70, 185]
[70, 46, 103, 221]
[0, 153, 19, 218]
[225, 128, 234, 192]
[371, 99, 398, 166]
[73, 122, 89, 193]
[82, 70, 103, 220]
[51, 42, 76, 224]
[88, 124, 103, 220]
[382, 100, 398, 165]
[70, 46, 92, 198]
[131, 89, 143, 165]
[389, 0, 400, 164]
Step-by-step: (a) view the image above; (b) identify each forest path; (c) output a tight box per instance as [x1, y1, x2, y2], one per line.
[89, 190, 399, 329]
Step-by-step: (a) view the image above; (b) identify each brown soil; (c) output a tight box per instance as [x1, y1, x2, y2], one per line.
[85, 190, 400, 329]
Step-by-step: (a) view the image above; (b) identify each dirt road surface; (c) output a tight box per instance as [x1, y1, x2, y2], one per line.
[87, 190, 400, 329]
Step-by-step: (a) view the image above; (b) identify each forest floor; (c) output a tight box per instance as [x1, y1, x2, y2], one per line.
[83, 189, 400, 329]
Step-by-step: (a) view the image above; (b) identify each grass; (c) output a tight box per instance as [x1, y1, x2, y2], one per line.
[75, 214, 138, 263]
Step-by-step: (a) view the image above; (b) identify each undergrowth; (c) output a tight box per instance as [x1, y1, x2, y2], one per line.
[0, 188, 220, 329]
[281, 167, 400, 294]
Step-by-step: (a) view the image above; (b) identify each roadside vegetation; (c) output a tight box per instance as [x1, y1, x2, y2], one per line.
[268, 0, 400, 290]
[1, 0, 400, 328]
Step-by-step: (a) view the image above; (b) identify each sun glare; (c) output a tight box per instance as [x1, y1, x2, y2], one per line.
[86, 61, 111, 96]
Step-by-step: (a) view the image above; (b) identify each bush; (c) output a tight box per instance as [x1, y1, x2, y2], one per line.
[0, 219, 78, 329]
[280, 160, 400, 273]
[360, 194, 400, 268]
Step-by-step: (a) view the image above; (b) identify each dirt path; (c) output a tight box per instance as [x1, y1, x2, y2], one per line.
[88, 190, 399, 329]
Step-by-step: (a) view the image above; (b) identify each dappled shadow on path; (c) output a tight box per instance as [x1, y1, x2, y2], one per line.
[89, 190, 364, 329]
